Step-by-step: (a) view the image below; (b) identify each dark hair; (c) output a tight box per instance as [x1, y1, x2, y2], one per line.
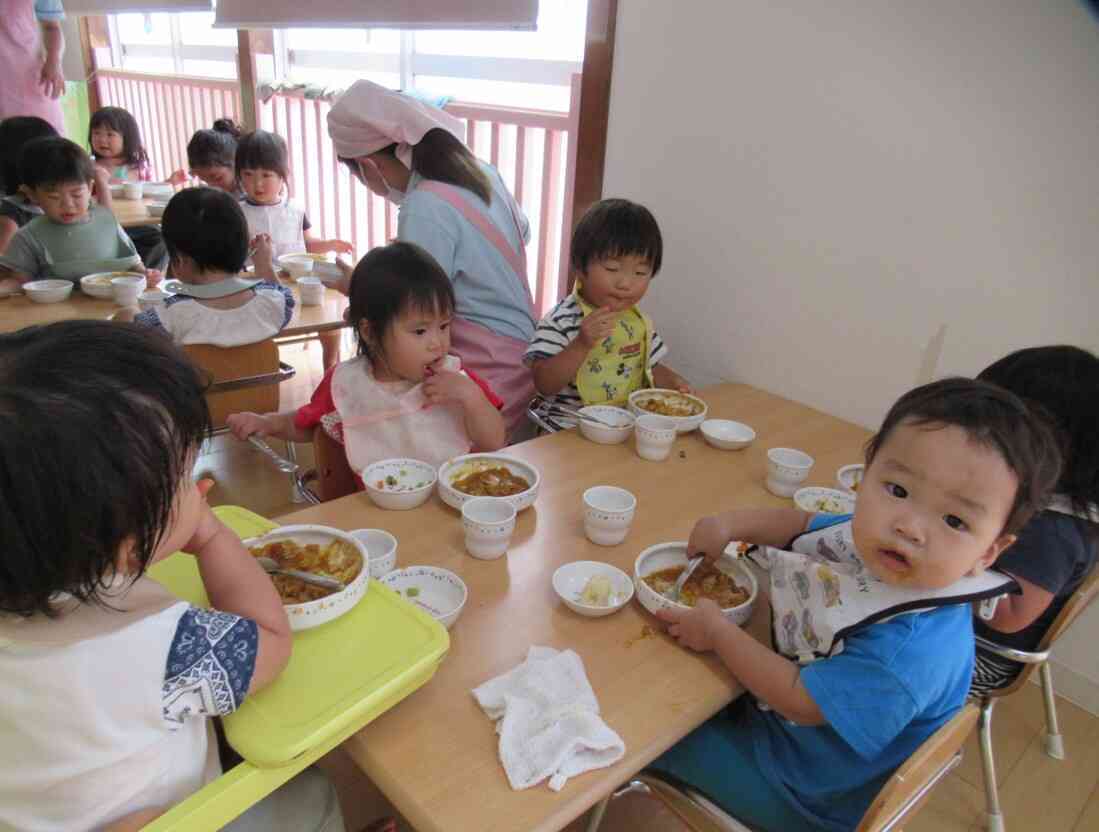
[570, 198, 664, 276]
[235, 129, 289, 179]
[339, 128, 492, 205]
[89, 106, 149, 169]
[187, 118, 242, 170]
[865, 377, 1062, 536]
[161, 187, 249, 274]
[0, 116, 58, 194]
[0, 320, 211, 617]
[18, 137, 96, 191]
[978, 346, 1099, 526]
[348, 242, 456, 363]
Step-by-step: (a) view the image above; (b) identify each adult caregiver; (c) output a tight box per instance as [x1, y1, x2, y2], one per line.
[327, 80, 537, 440]
[0, 0, 66, 132]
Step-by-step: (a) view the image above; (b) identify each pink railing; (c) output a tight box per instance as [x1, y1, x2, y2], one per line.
[95, 68, 579, 315]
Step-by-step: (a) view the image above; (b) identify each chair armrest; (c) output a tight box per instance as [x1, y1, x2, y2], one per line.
[208, 362, 296, 394]
[974, 636, 1050, 664]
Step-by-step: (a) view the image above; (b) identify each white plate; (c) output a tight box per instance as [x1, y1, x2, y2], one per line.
[380, 566, 467, 629]
[627, 389, 708, 433]
[360, 458, 437, 510]
[793, 486, 855, 515]
[836, 464, 865, 495]
[244, 524, 369, 631]
[553, 561, 634, 617]
[437, 453, 540, 513]
[633, 541, 757, 627]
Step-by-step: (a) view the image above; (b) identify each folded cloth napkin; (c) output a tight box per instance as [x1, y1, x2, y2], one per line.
[472, 646, 625, 792]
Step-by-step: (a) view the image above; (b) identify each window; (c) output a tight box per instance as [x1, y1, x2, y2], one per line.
[109, 11, 237, 79]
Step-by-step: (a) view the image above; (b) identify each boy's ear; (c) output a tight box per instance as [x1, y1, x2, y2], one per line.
[968, 533, 1016, 576]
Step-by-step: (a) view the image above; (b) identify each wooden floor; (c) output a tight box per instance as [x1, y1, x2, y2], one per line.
[213, 344, 1099, 832]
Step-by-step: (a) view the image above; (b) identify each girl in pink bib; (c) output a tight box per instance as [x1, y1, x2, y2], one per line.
[229, 242, 507, 483]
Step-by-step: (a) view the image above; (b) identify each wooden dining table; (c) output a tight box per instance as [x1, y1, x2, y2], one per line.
[111, 195, 162, 228]
[0, 278, 348, 337]
[272, 383, 871, 832]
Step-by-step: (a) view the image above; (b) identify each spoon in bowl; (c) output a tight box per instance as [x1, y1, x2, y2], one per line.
[667, 555, 704, 604]
[256, 557, 345, 592]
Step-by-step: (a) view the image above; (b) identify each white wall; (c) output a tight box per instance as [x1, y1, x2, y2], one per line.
[604, 1, 1099, 710]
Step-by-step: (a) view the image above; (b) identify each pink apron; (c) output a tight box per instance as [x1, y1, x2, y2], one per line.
[0, 1, 65, 133]
[417, 180, 537, 441]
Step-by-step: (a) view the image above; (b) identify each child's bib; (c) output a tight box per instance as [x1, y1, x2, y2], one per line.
[239, 199, 307, 260]
[573, 287, 654, 406]
[23, 206, 141, 282]
[331, 355, 473, 473]
[752, 519, 1018, 663]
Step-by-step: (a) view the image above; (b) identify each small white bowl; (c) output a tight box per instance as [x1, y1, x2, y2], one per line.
[836, 463, 865, 495]
[583, 485, 637, 546]
[766, 447, 815, 498]
[23, 279, 73, 303]
[349, 528, 398, 578]
[111, 274, 146, 306]
[277, 252, 343, 281]
[462, 497, 517, 560]
[81, 271, 140, 299]
[438, 453, 541, 513]
[634, 414, 677, 461]
[145, 200, 169, 219]
[700, 419, 756, 450]
[577, 406, 635, 444]
[793, 486, 856, 515]
[381, 566, 468, 630]
[634, 542, 757, 627]
[244, 524, 370, 631]
[628, 389, 708, 433]
[143, 183, 174, 200]
[122, 182, 144, 200]
[361, 458, 437, 510]
[553, 561, 634, 618]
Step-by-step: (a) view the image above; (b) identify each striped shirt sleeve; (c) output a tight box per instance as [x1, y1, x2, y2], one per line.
[524, 296, 582, 365]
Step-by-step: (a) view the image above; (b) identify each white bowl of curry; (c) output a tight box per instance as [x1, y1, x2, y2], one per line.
[627, 389, 707, 433]
[437, 453, 541, 513]
[634, 541, 757, 627]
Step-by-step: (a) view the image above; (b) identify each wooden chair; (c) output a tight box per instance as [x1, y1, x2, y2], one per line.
[973, 567, 1099, 832]
[309, 423, 358, 502]
[592, 703, 980, 832]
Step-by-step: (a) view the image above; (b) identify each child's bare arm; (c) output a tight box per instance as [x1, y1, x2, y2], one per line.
[186, 503, 292, 693]
[304, 228, 353, 256]
[0, 265, 34, 285]
[0, 217, 18, 254]
[227, 409, 313, 444]
[688, 508, 812, 561]
[979, 572, 1054, 634]
[423, 369, 506, 451]
[531, 307, 619, 397]
[658, 600, 825, 725]
[652, 363, 693, 394]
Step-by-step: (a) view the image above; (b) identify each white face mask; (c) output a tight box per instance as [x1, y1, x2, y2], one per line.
[358, 159, 406, 205]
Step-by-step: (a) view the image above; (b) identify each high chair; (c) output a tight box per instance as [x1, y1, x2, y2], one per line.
[590, 702, 980, 832]
[972, 566, 1099, 832]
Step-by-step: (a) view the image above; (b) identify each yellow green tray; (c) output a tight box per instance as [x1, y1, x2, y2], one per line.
[143, 506, 449, 829]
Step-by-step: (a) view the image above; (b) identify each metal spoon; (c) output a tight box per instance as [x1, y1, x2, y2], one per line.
[668, 555, 705, 603]
[248, 435, 298, 473]
[256, 556, 345, 592]
[543, 403, 623, 428]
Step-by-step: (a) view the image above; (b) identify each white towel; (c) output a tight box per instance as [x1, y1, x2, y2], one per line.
[472, 646, 626, 792]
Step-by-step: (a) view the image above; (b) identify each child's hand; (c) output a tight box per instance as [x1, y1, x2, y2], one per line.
[578, 306, 620, 349]
[250, 234, 275, 273]
[327, 239, 354, 255]
[167, 169, 188, 186]
[423, 366, 479, 407]
[0, 276, 23, 296]
[688, 513, 736, 563]
[228, 411, 272, 441]
[145, 268, 163, 287]
[91, 166, 111, 204]
[657, 599, 725, 653]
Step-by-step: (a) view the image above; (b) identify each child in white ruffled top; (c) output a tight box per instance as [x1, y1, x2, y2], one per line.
[228, 241, 506, 480]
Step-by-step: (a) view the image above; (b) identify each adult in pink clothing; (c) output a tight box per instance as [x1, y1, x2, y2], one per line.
[0, 0, 66, 133]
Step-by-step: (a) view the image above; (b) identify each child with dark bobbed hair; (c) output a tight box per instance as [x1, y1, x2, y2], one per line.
[168, 117, 244, 196]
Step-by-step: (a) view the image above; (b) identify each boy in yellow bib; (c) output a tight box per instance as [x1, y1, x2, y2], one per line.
[524, 199, 690, 428]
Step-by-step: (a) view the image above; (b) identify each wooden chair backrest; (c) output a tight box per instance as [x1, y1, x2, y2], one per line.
[856, 702, 979, 832]
[312, 425, 358, 503]
[996, 563, 1099, 698]
[184, 341, 281, 431]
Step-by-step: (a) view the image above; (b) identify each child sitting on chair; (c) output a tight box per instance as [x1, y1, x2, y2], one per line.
[0, 320, 344, 832]
[524, 198, 691, 429]
[0, 137, 146, 295]
[227, 241, 506, 478]
[652, 378, 1061, 831]
[117, 187, 295, 347]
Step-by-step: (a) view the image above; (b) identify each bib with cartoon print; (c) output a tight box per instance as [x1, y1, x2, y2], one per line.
[750, 519, 1018, 663]
[573, 287, 654, 406]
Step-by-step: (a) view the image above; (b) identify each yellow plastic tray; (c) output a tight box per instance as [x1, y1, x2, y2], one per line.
[142, 506, 449, 829]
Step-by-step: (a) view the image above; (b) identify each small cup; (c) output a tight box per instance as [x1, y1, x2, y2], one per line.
[111, 274, 146, 306]
[122, 181, 144, 200]
[766, 447, 815, 497]
[137, 288, 168, 311]
[634, 414, 677, 461]
[350, 528, 398, 578]
[298, 276, 325, 306]
[462, 497, 516, 560]
[583, 485, 637, 546]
